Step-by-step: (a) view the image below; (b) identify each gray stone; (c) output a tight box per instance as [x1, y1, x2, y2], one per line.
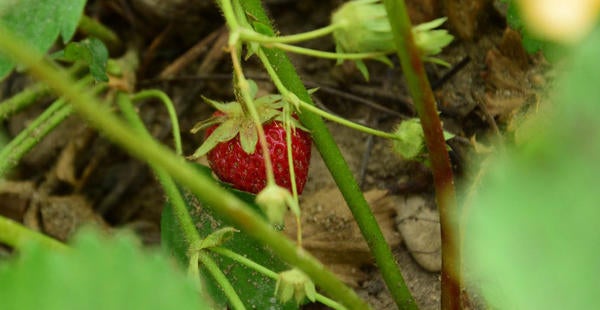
[396, 196, 442, 272]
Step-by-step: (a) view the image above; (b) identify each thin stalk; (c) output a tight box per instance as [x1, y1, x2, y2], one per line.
[383, 0, 460, 309]
[256, 49, 398, 141]
[0, 63, 85, 120]
[0, 75, 102, 178]
[0, 19, 369, 310]
[211, 247, 346, 310]
[238, 1, 416, 309]
[238, 24, 340, 44]
[0, 99, 70, 177]
[0, 83, 50, 120]
[266, 42, 388, 60]
[0, 215, 68, 252]
[198, 251, 246, 310]
[116, 92, 245, 309]
[130, 89, 183, 155]
[229, 49, 277, 186]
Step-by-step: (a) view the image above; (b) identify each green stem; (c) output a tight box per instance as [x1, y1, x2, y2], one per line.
[383, 0, 459, 309]
[211, 247, 346, 310]
[116, 92, 245, 308]
[78, 15, 122, 53]
[130, 89, 183, 156]
[198, 251, 247, 310]
[266, 42, 388, 60]
[0, 83, 50, 120]
[239, 23, 340, 44]
[0, 75, 103, 178]
[0, 215, 68, 252]
[230, 48, 277, 186]
[0, 17, 368, 310]
[256, 49, 398, 141]
[0, 63, 85, 121]
[0, 99, 70, 177]
[239, 2, 414, 309]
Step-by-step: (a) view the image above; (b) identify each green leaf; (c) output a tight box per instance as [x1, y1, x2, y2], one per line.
[0, 229, 210, 309]
[190, 119, 239, 158]
[0, 0, 87, 80]
[161, 164, 297, 309]
[54, 38, 109, 82]
[465, 26, 600, 309]
[239, 119, 258, 154]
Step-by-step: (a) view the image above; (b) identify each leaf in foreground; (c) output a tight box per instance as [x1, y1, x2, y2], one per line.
[0, 230, 210, 309]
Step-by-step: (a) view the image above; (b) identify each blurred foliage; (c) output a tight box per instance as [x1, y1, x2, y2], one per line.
[52, 38, 109, 82]
[0, 229, 210, 309]
[0, 0, 86, 79]
[465, 26, 600, 309]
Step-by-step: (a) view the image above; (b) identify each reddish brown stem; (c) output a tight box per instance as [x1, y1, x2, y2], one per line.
[383, 0, 461, 309]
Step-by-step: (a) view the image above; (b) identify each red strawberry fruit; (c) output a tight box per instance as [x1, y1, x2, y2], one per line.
[205, 119, 311, 194]
[189, 81, 312, 195]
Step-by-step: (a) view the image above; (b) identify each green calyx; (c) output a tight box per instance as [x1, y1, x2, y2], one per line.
[189, 80, 303, 159]
[392, 118, 455, 161]
[331, 0, 454, 77]
[275, 268, 317, 305]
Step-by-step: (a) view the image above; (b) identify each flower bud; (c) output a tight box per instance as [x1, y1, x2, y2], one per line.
[255, 184, 292, 225]
[275, 268, 316, 304]
[331, 0, 453, 58]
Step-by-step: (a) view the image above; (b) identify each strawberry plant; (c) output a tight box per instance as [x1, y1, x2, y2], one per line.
[3, 0, 598, 309]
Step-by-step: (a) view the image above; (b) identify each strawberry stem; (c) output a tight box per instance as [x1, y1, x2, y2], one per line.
[130, 89, 183, 156]
[383, 0, 460, 308]
[265, 42, 390, 61]
[0, 215, 69, 252]
[211, 247, 346, 310]
[256, 49, 401, 141]
[229, 49, 277, 186]
[239, 24, 341, 44]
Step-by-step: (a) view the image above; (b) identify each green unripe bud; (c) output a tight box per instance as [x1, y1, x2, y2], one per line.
[331, 0, 453, 58]
[332, 0, 395, 53]
[275, 268, 316, 304]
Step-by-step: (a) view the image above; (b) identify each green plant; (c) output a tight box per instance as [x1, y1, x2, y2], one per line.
[0, 0, 468, 309]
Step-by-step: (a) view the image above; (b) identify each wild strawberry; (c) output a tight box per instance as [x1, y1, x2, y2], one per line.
[205, 115, 311, 194]
[190, 81, 312, 194]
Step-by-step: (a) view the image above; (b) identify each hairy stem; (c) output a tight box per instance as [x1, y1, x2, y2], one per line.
[239, 23, 340, 44]
[211, 247, 345, 310]
[383, 0, 460, 309]
[0, 83, 50, 120]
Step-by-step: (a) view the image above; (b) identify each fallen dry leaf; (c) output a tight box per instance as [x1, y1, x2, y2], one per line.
[285, 187, 401, 287]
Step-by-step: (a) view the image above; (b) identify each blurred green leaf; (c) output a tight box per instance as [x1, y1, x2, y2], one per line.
[0, 0, 87, 80]
[465, 26, 600, 309]
[53, 38, 109, 82]
[161, 164, 297, 309]
[0, 229, 210, 309]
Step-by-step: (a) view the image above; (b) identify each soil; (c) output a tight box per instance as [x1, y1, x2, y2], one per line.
[0, 0, 547, 309]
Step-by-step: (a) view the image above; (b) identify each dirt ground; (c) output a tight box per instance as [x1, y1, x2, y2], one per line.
[0, 1, 547, 309]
